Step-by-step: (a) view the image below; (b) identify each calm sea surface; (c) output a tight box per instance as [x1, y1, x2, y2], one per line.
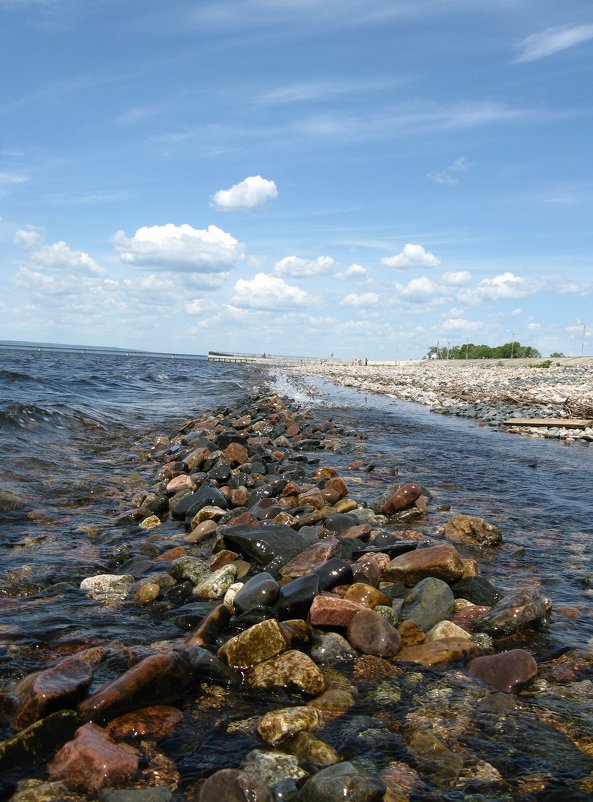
[1, 347, 592, 797]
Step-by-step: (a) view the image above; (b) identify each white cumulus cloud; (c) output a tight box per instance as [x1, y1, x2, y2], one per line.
[458, 272, 533, 304]
[336, 263, 367, 280]
[13, 226, 42, 248]
[442, 270, 471, 286]
[515, 24, 593, 63]
[275, 255, 335, 277]
[212, 175, 278, 211]
[185, 299, 205, 315]
[395, 276, 441, 301]
[113, 223, 243, 273]
[340, 292, 380, 307]
[442, 317, 481, 332]
[232, 272, 309, 310]
[381, 243, 441, 270]
[24, 240, 106, 276]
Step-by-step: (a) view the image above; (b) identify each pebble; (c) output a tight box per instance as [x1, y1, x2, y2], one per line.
[347, 608, 401, 658]
[257, 705, 320, 746]
[384, 544, 465, 585]
[468, 649, 538, 693]
[80, 574, 135, 602]
[299, 760, 386, 802]
[197, 768, 272, 802]
[400, 577, 455, 632]
[49, 723, 139, 793]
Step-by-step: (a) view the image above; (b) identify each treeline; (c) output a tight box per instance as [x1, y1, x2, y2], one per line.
[425, 342, 541, 360]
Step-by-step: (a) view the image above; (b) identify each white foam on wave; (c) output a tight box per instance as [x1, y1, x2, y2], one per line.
[267, 368, 323, 408]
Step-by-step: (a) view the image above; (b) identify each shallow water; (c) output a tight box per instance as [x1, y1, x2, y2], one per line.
[1, 350, 592, 799]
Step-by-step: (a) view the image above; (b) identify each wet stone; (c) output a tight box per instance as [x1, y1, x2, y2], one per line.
[12, 657, 93, 729]
[242, 749, 307, 786]
[309, 595, 365, 628]
[98, 789, 172, 802]
[0, 710, 79, 772]
[193, 564, 238, 600]
[247, 650, 326, 695]
[468, 649, 538, 693]
[310, 631, 357, 665]
[344, 582, 391, 608]
[197, 768, 272, 802]
[451, 576, 502, 607]
[313, 558, 354, 591]
[234, 572, 279, 613]
[476, 587, 550, 635]
[443, 514, 502, 547]
[80, 574, 134, 602]
[49, 723, 139, 793]
[300, 760, 386, 802]
[168, 557, 211, 586]
[347, 608, 401, 658]
[79, 651, 192, 721]
[106, 705, 183, 741]
[400, 576, 455, 632]
[274, 573, 320, 620]
[384, 544, 465, 586]
[223, 524, 308, 566]
[381, 483, 423, 515]
[219, 618, 287, 670]
[425, 620, 471, 642]
[257, 705, 320, 746]
[395, 640, 480, 667]
[279, 540, 340, 579]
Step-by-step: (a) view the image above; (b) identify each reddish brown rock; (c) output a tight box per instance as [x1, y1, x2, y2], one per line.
[347, 608, 401, 658]
[207, 549, 239, 570]
[157, 545, 187, 562]
[78, 651, 191, 721]
[280, 481, 303, 498]
[468, 649, 537, 693]
[185, 519, 218, 543]
[223, 442, 249, 466]
[187, 604, 232, 647]
[49, 723, 139, 792]
[13, 657, 93, 729]
[340, 523, 372, 540]
[229, 511, 258, 527]
[382, 483, 422, 515]
[166, 474, 195, 495]
[395, 640, 480, 667]
[308, 595, 366, 627]
[453, 605, 493, 631]
[297, 491, 326, 509]
[384, 544, 465, 586]
[230, 486, 250, 507]
[279, 539, 341, 578]
[107, 705, 183, 740]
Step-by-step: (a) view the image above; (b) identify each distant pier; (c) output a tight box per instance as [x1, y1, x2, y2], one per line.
[207, 351, 399, 366]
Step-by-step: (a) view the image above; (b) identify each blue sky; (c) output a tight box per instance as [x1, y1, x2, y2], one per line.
[1, 0, 592, 358]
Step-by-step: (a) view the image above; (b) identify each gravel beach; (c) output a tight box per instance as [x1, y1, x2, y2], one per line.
[291, 357, 593, 443]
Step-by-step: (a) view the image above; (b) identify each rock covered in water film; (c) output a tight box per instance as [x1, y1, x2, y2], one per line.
[347, 608, 401, 658]
[443, 514, 502, 547]
[80, 574, 134, 602]
[381, 483, 423, 515]
[12, 657, 93, 729]
[233, 572, 279, 613]
[385, 544, 465, 586]
[476, 587, 550, 635]
[219, 618, 287, 670]
[197, 768, 273, 802]
[257, 705, 320, 746]
[300, 760, 386, 802]
[468, 649, 538, 693]
[247, 650, 326, 695]
[400, 577, 455, 632]
[79, 651, 192, 721]
[49, 723, 139, 793]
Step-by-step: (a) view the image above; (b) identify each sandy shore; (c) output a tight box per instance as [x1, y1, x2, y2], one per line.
[290, 358, 593, 442]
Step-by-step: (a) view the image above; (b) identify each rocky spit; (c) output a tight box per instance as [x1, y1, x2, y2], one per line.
[289, 360, 593, 443]
[2, 389, 593, 801]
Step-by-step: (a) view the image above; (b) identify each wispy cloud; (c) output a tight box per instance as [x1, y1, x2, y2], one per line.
[427, 156, 471, 186]
[515, 24, 593, 63]
[255, 78, 392, 107]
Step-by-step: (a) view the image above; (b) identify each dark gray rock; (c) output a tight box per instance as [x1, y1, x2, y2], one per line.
[400, 576, 455, 632]
[222, 524, 308, 566]
[300, 761, 386, 802]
